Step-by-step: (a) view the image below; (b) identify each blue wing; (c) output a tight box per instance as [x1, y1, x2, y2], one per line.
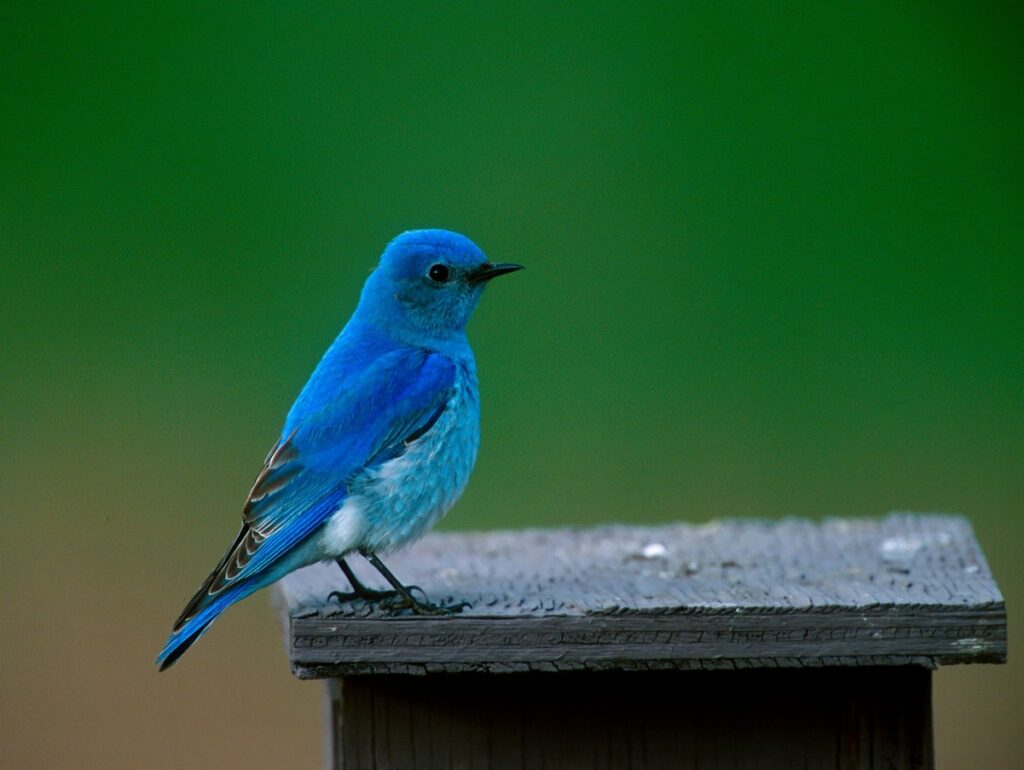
[157, 340, 457, 669]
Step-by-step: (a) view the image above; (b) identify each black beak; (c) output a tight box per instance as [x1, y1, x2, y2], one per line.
[467, 262, 524, 285]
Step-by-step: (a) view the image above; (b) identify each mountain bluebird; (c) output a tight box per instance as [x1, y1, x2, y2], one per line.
[157, 229, 522, 670]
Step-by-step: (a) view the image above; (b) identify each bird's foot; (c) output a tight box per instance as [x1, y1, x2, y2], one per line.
[351, 552, 469, 615]
[379, 592, 471, 616]
[332, 557, 427, 605]
[327, 581, 432, 606]
[328, 587, 406, 604]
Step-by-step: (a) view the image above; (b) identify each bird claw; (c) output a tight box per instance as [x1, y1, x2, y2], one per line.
[328, 587, 403, 604]
[379, 593, 471, 616]
[329, 584, 469, 616]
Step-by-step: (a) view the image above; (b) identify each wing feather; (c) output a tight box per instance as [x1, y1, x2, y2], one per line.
[172, 347, 456, 631]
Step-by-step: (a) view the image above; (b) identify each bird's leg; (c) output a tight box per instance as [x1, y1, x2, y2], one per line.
[328, 557, 407, 603]
[361, 551, 470, 615]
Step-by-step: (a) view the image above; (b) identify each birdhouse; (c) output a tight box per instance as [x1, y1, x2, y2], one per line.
[273, 515, 1006, 769]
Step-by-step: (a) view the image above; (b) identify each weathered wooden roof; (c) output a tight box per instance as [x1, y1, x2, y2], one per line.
[272, 514, 1006, 678]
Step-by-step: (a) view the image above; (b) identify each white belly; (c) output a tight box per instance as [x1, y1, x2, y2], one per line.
[319, 497, 367, 556]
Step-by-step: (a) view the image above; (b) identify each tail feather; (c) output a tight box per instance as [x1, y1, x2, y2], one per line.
[157, 523, 324, 670]
[157, 618, 214, 672]
[156, 578, 260, 671]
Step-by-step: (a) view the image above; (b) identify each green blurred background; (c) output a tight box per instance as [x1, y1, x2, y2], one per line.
[2, 2, 1021, 768]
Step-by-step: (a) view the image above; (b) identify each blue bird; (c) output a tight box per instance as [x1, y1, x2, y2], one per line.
[157, 229, 522, 670]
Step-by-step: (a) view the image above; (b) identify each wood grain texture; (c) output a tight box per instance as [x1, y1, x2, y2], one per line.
[272, 515, 1006, 678]
[328, 667, 934, 770]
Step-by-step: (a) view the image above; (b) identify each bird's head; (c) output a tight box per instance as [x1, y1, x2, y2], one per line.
[356, 229, 522, 340]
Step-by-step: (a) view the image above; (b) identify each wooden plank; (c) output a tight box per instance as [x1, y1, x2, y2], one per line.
[330, 667, 934, 770]
[272, 515, 1006, 677]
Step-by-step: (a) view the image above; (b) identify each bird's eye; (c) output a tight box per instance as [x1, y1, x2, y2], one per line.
[427, 263, 451, 283]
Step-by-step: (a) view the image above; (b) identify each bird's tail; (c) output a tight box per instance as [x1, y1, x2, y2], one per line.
[156, 578, 262, 671]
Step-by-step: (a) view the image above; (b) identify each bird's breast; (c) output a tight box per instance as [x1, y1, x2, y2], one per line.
[355, 368, 480, 552]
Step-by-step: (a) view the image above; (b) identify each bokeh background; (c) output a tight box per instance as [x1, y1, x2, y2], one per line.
[2, 3, 1021, 768]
